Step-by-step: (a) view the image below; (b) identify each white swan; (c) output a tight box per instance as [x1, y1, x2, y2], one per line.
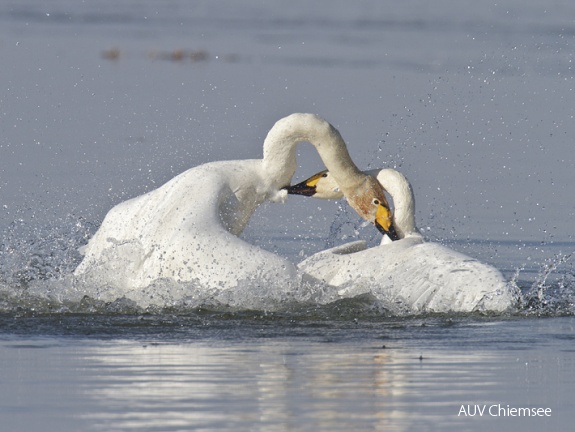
[288, 168, 520, 313]
[74, 113, 396, 294]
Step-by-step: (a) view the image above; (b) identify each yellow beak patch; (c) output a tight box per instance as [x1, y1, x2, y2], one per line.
[305, 170, 328, 188]
[375, 204, 393, 231]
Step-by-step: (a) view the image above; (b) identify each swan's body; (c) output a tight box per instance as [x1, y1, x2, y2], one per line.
[74, 113, 393, 293]
[294, 169, 520, 313]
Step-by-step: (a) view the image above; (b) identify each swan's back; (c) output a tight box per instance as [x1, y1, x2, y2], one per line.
[299, 237, 518, 313]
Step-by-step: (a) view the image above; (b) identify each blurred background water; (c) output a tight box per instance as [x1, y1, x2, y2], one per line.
[1, 0, 574, 430]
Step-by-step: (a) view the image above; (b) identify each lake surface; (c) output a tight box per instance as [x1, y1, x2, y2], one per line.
[1, 0, 574, 430]
[2, 314, 574, 431]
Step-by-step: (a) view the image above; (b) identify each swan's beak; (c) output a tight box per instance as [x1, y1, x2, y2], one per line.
[283, 180, 316, 196]
[283, 171, 326, 197]
[375, 203, 400, 241]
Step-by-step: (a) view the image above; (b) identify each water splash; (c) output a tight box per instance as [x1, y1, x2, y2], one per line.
[521, 252, 575, 315]
[0, 214, 96, 287]
[324, 203, 379, 249]
[1, 214, 574, 317]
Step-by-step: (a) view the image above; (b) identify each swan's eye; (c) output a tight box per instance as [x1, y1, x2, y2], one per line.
[372, 198, 380, 205]
[321, 173, 328, 178]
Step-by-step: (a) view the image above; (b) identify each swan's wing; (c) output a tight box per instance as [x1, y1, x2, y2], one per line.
[330, 240, 368, 255]
[74, 190, 155, 274]
[76, 162, 298, 291]
[298, 238, 518, 313]
[401, 242, 519, 312]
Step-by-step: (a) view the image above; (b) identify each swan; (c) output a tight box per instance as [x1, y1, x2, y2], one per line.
[74, 113, 396, 294]
[288, 168, 520, 313]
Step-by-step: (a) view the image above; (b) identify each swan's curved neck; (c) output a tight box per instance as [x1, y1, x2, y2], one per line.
[262, 114, 364, 189]
[376, 169, 418, 237]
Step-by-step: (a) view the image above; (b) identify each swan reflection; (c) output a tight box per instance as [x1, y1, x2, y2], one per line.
[77, 339, 503, 431]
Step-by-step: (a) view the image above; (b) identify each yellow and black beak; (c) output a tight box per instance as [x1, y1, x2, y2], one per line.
[374, 201, 400, 241]
[283, 170, 327, 197]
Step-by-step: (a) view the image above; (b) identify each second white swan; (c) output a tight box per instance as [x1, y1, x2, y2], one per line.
[288, 168, 520, 313]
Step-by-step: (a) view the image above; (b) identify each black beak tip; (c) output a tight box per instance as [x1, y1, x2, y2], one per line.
[284, 182, 316, 197]
[376, 223, 400, 241]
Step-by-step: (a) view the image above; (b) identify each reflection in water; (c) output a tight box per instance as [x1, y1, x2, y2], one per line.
[1, 319, 574, 432]
[78, 341, 407, 431]
[72, 341, 504, 431]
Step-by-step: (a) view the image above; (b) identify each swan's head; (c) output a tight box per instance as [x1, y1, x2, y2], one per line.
[349, 175, 400, 241]
[285, 170, 400, 241]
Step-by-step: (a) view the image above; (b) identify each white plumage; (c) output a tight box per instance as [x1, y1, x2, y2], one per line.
[74, 113, 391, 293]
[296, 169, 520, 313]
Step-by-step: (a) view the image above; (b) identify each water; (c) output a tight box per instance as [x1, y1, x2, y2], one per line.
[1, 0, 575, 430]
[2, 315, 574, 431]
